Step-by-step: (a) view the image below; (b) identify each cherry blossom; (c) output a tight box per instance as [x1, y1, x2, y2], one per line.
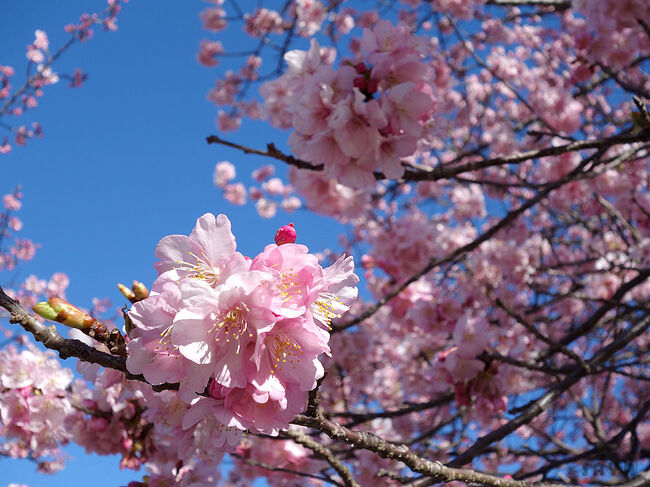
[2, 1, 650, 485]
[125, 214, 357, 438]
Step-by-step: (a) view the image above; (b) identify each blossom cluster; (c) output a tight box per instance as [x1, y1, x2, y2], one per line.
[229, 433, 325, 486]
[260, 20, 436, 188]
[126, 213, 358, 437]
[213, 161, 302, 218]
[0, 344, 74, 473]
[0, 1, 127, 155]
[4, 0, 650, 483]
[69, 333, 226, 477]
[0, 189, 38, 272]
[0, 337, 225, 480]
[572, 0, 650, 69]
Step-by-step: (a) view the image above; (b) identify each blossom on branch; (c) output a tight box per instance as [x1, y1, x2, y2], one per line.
[126, 213, 358, 438]
[258, 20, 437, 188]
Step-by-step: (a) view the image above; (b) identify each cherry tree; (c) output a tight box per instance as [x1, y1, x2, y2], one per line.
[1, 0, 650, 486]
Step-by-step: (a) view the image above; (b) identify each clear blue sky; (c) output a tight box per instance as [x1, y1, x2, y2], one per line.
[1, 1, 344, 485]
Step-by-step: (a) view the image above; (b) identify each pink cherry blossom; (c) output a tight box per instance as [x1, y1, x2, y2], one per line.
[252, 164, 275, 182]
[46, 272, 69, 299]
[292, 0, 327, 37]
[154, 213, 248, 287]
[212, 161, 236, 188]
[171, 271, 277, 389]
[197, 40, 223, 67]
[244, 8, 284, 37]
[255, 198, 277, 219]
[4, 1, 650, 483]
[33, 30, 49, 50]
[127, 273, 213, 400]
[2, 194, 22, 211]
[223, 182, 247, 205]
[200, 3, 227, 32]
[251, 243, 321, 319]
[124, 214, 358, 439]
[216, 110, 241, 131]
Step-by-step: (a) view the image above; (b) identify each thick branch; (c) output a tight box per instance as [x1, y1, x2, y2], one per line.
[617, 470, 650, 487]
[0, 285, 127, 370]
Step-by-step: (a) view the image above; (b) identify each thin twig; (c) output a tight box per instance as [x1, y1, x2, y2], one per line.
[334, 150, 602, 331]
[285, 427, 360, 487]
[485, 0, 571, 7]
[449, 313, 650, 467]
[231, 452, 344, 486]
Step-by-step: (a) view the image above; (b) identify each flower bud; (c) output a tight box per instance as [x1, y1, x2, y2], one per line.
[132, 281, 149, 301]
[353, 77, 367, 91]
[117, 283, 136, 301]
[354, 62, 367, 74]
[274, 222, 296, 245]
[32, 301, 59, 321]
[32, 297, 97, 330]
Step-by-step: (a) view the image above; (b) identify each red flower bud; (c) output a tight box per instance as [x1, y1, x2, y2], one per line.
[354, 62, 367, 74]
[275, 223, 297, 245]
[353, 77, 367, 91]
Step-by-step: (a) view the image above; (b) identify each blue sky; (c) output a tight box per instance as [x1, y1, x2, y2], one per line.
[1, 1, 345, 485]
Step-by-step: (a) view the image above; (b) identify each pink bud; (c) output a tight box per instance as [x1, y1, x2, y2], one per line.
[361, 254, 374, 269]
[353, 77, 367, 91]
[354, 62, 367, 74]
[275, 223, 296, 245]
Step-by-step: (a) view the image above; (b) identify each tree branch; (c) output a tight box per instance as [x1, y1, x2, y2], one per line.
[285, 427, 360, 487]
[485, 0, 571, 8]
[333, 151, 601, 331]
[558, 269, 650, 347]
[206, 134, 323, 171]
[449, 312, 650, 467]
[231, 452, 344, 487]
[331, 393, 454, 428]
[0, 285, 179, 392]
[292, 413, 571, 487]
[207, 131, 650, 182]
